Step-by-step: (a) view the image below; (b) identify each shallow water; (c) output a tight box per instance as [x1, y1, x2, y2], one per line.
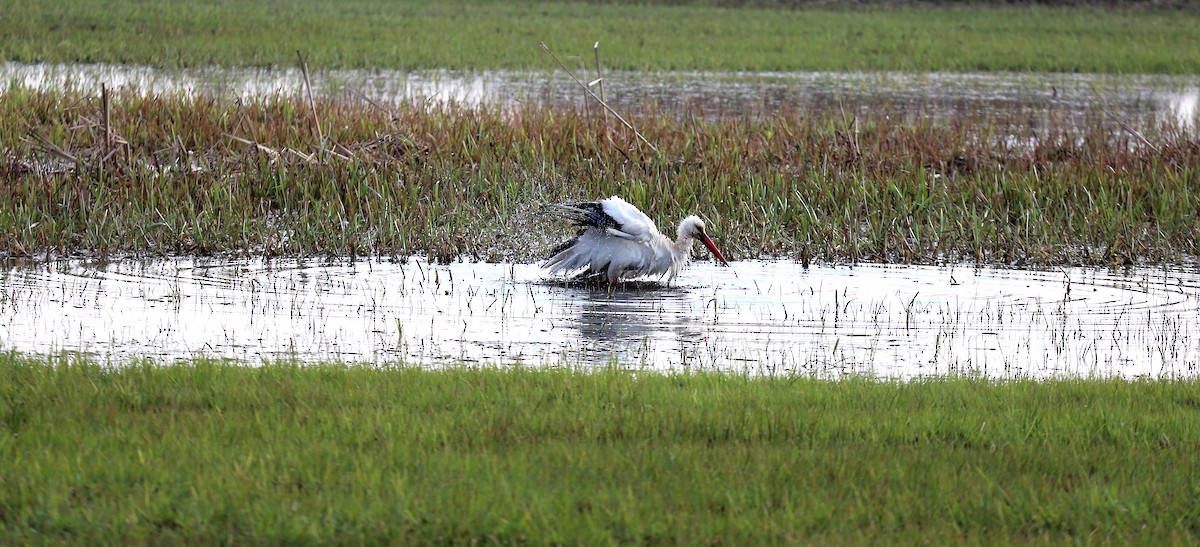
[2, 258, 1198, 379]
[3, 62, 1198, 132]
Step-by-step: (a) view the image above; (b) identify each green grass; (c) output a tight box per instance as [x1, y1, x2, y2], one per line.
[1, 352, 1198, 543]
[4, 86, 1198, 264]
[2, 0, 1199, 73]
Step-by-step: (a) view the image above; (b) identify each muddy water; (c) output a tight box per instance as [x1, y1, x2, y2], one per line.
[2, 259, 1197, 378]
[4, 62, 1198, 131]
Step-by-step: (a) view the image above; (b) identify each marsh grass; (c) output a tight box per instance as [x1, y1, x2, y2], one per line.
[2, 1, 1199, 73]
[2, 353, 1199, 543]
[4, 86, 1199, 265]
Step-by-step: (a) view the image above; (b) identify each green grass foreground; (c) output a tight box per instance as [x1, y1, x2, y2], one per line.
[2, 354, 1198, 543]
[2, 0, 1199, 73]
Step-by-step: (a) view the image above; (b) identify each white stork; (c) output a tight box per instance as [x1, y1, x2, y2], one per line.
[543, 196, 730, 284]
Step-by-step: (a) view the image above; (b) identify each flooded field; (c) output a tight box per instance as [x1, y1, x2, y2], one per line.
[5, 63, 1199, 378]
[2, 258, 1197, 379]
[3, 62, 1198, 131]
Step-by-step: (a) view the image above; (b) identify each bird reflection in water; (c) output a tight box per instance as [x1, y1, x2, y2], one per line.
[564, 282, 708, 368]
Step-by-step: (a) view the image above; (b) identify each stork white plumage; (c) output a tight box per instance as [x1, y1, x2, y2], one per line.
[543, 196, 730, 284]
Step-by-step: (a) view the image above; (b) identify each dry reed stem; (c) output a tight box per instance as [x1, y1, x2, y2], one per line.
[1106, 109, 1159, 153]
[223, 132, 281, 160]
[102, 83, 111, 155]
[540, 41, 658, 154]
[28, 131, 77, 164]
[297, 50, 327, 154]
[593, 41, 609, 135]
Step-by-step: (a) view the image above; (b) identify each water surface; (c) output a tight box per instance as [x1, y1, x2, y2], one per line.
[3, 258, 1197, 379]
[4, 62, 1197, 132]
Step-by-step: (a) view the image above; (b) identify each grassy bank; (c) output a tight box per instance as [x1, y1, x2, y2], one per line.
[2, 0, 1199, 73]
[4, 86, 1199, 264]
[1, 353, 1198, 543]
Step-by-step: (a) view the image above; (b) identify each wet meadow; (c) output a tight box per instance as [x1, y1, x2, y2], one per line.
[3, 80, 1198, 265]
[4, 0, 1200, 543]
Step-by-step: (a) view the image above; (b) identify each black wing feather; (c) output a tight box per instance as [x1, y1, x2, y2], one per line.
[545, 233, 581, 259]
[547, 201, 620, 231]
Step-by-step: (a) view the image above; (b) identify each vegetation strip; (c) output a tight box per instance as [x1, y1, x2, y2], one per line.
[1, 353, 1198, 543]
[3, 1, 1199, 72]
[4, 87, 1198, 264]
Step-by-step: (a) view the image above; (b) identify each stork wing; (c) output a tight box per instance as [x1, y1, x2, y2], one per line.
[547, 196, 659, 242]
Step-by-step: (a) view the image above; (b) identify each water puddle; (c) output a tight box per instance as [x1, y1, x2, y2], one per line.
[4, 62, 1198, 132]
[2, 259, 1197, 379]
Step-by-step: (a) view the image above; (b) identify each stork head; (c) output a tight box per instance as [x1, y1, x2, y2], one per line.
[678, 216, 730, 266]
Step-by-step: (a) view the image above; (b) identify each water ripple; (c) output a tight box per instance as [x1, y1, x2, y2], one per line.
[2, 258, 1198, 379]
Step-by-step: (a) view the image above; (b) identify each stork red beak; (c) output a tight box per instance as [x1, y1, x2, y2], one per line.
[698, 233, 730, 266]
